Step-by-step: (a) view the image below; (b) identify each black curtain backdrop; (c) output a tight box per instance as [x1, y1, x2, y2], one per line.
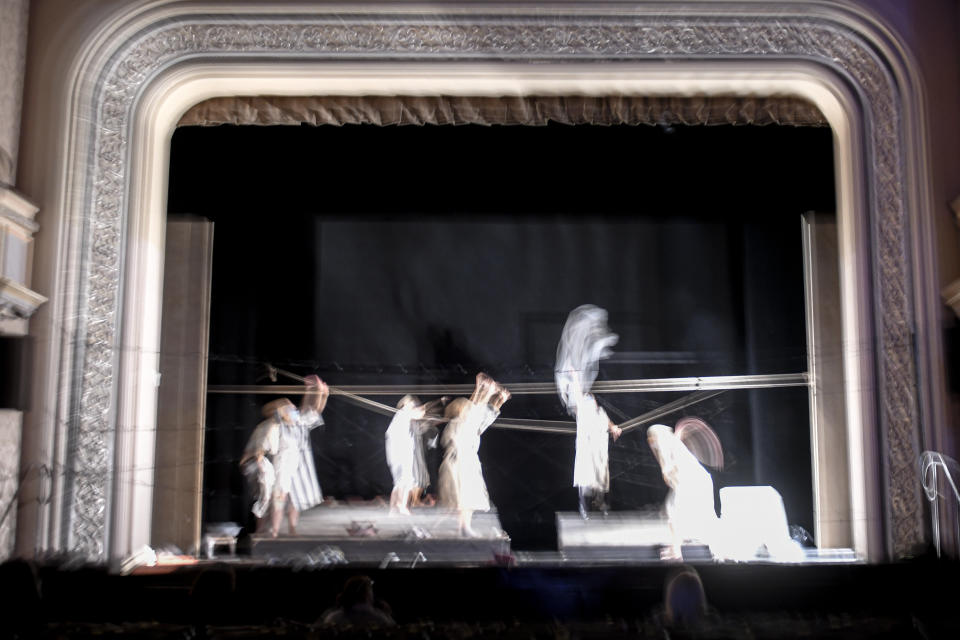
[167, 122, 835, 550]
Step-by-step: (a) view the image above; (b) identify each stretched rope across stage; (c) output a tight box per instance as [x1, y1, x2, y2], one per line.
[207, 365, 808, 435]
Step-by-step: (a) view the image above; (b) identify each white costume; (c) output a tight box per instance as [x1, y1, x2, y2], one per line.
[648, 424, 719, 547]
[573, 393, 612, 492]
[556, 304, 619, 515]
[241, 420, 280, 518]
[385, 406, 418, 494]
[438, 402, 498, 512]
[411, 425, 435, 491]
[555, 304, 618, 411]
[272, 407, 324, 511]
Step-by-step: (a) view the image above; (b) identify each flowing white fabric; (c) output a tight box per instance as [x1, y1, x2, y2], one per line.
[438, 402, 498, 511]
[555, 304, 618, 412]
[648, 424, 719, 546]
[241, 418, 282, 518]
[573, 393, 612, 491]
[385, 406, 418, 492]
[240, 457, 275, 519]
[557, 305, 618, 494]
[273, 408, 324, 511]
[411, 425, 434, 489]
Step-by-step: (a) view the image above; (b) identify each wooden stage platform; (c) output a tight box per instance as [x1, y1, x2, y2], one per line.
[243, 505, 855, 567]
[248, 504, 511, 566]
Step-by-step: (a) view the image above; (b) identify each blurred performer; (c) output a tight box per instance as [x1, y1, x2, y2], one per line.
[409, 400, 443, 507]
[647, 418, 724, 559]
[239, 412, 279, 534]
[555, 304, 621, 519]
[241, 374, 329, 537]
[573, 390, 622, 518]
[555, 305, 618, 411]
[439, 373, 510, 537]
[385, 395, 445, 514]
[385, 395, 424, 515]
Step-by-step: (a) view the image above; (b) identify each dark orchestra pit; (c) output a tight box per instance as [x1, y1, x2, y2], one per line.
[12, 555, 960, 638]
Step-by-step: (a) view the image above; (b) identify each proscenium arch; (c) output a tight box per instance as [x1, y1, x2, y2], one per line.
[136, 61, 884, 560]
[23, 2, 939, 564]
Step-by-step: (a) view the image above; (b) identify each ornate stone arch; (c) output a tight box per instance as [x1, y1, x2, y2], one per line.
[36, 1, 938, 562]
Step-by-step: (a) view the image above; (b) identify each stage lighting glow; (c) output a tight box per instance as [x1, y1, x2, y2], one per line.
[716, 486, 805, 562]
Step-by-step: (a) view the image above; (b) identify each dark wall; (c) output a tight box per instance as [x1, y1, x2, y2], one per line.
[0, 336, 29, 409]
[167, 122, 834, 549]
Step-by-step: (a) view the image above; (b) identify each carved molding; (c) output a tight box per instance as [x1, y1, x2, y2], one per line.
[0, 186, 43, 321]
[951, 195, 960, 228]
[63, 5, 924, 559]
[0, 277, 47, 319]
[942, 279, 960, 318]
[0, 186, 38, 229]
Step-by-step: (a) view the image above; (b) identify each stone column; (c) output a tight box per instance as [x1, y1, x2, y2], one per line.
[803, 212, 853, 550]
[0, 0, 29, 187]
[0, 0, 43, 562]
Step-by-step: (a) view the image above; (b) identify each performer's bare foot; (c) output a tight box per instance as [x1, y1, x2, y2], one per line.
[459, 526, 482, 538]
[409, 487, 428, 507]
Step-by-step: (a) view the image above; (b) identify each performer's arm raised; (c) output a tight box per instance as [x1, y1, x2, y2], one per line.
[301, 374, 329, 415]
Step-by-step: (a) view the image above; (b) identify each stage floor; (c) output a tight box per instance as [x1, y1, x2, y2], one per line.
[248, 504, 511, 566]
[240, 505, 856, 567]
[557, 510, 857, 564]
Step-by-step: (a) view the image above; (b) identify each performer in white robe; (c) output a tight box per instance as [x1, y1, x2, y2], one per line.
[555, 305, 618, 411]
[409, 419, 438, 506]
[555, 304, 621, 518]
[243, 375, 328, 537]
[647, 420, 723, 559]
[438, 373, 510, 537]
[385, 395, 427, 515]
[573, 392, 621, 518]
[239, 417, 280, 530]
[387, 395, 445, 511]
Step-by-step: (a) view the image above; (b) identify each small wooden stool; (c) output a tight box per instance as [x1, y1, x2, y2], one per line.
[203, 534, 237, 559]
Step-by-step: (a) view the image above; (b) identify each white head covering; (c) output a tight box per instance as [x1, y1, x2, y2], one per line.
[555, 304, 618, 413]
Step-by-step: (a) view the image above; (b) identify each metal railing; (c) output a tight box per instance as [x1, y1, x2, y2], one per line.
[920, 451, 960, 557]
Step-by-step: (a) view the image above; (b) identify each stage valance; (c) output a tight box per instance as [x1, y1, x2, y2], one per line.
[177, 95, 828, 128]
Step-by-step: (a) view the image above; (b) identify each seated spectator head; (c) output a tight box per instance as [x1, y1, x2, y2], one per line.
[337, 574, 375, 609]
[664, 566, 707, 626]
[189, 565, 238, 624]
